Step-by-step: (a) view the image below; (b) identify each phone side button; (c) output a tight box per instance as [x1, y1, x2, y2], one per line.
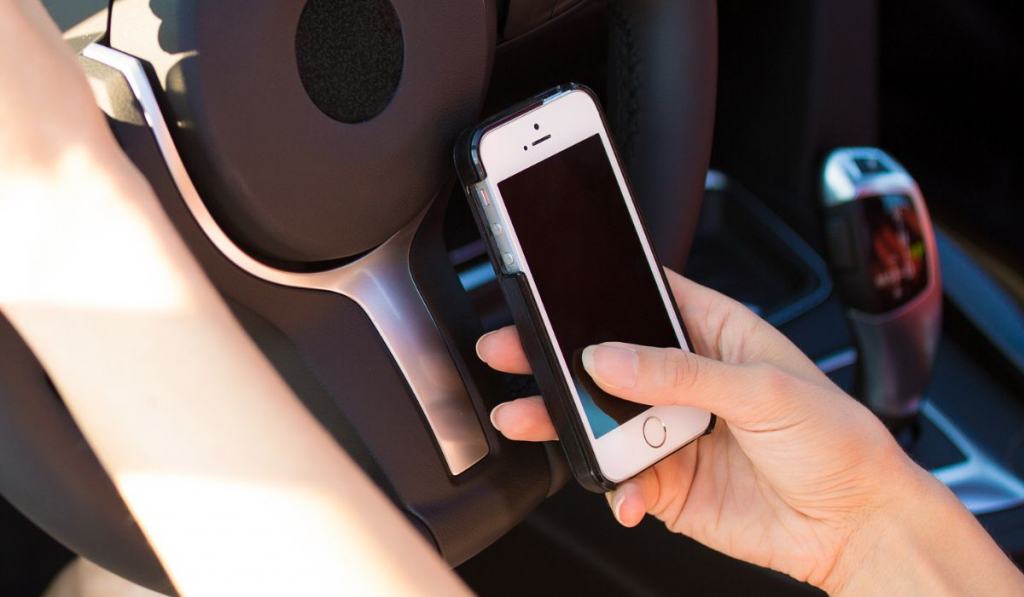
[642, 416, 666, 448]
[474, 186, 491, 207]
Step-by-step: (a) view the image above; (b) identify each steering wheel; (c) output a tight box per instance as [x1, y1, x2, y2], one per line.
[0, 0, 716, 592]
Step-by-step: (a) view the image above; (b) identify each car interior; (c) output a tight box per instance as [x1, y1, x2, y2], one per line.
[2, 1, 1023, 595]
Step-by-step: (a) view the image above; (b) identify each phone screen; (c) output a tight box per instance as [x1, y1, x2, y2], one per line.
[497, 134, 683, 438]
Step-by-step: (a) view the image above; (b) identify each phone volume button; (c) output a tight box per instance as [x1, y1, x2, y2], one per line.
[474, 186, 492, 207]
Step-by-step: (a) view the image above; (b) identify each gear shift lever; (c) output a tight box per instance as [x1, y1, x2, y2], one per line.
[821, 148, 942, 423]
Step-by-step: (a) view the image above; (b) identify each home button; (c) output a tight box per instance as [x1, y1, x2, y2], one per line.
[642, 417, 667, 448]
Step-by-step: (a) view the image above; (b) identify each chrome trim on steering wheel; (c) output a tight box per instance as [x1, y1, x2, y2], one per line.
[82, 43, 490, 476]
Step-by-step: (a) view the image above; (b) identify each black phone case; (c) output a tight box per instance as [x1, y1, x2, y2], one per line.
[454, 84, 714, 493]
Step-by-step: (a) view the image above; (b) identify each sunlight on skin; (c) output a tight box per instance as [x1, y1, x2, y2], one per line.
[0, 158, 468, 593]
[0, 3, 472, 592]
[118, 475, 428, 596]
[0, 146, 192, 312]
[22, 300, 469, 596]
[0, 173, 470, 594]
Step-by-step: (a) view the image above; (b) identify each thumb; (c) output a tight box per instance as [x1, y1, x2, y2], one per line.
[581, 342, 794, 426]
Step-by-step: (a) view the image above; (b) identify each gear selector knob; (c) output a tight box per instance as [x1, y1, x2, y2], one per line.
[821, 148, 942, 420]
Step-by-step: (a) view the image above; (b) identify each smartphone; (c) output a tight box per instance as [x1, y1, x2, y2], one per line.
[455, 85, 714, 491]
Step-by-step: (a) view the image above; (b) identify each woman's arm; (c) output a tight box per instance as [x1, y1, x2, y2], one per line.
[0, 2, 467, 594]
[831, 470, 1022, 596]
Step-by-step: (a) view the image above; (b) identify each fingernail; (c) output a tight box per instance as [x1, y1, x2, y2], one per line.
[476, 331, 497, 362]
[583, 344, 639, 388]
[609, 489, 627, 525]
[489, 403, 508, 431]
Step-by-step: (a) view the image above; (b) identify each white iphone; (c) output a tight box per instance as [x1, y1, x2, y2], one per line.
[455, 85, 714, 491]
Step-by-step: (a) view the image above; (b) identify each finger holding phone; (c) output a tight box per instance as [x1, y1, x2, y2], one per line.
[460, 88, 1024, 595]
[480, 270, 1024, 596]
[479, 270, 899, 590]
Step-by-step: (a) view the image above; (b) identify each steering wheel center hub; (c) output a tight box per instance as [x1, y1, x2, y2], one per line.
[296, 0, 404, 124]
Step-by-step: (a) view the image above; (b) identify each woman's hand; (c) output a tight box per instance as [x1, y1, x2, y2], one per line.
[477, 270, 1019, 594]
[0, 0, 125, 181]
